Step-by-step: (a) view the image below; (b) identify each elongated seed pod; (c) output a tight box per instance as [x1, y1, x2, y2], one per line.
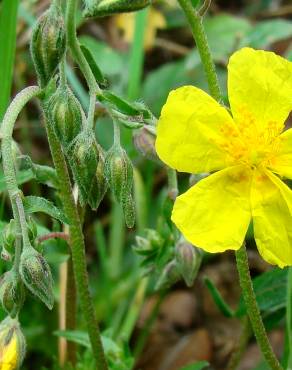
[30, 4, 66, 87]
[84, 0, 152, 18]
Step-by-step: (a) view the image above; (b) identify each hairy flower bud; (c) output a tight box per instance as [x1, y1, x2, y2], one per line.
[0, 317, 26, 369]
[46, 85, 83, 148]
[68, 131, 108, 209]
[105, 145, 135, 228]
[2, 220, 16, 255]
[30, 4, 66, 87]
[155, 260, 180, 291]
[0, 271, 25, 318]
[175, 240, 202, 287]
[19, 247, 54, 310]
[84, 0, 152, 18]
[133, 127, 158, 161]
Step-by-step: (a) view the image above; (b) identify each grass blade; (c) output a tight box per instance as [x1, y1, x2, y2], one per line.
[0, 0, 19, 121]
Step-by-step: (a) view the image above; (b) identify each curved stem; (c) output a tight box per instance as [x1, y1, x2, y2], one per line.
[235, 245, 283, 370]
[66, 0, 100, 129]
[177, 0, 222, 101]
[1, 86, 41, 268]
[44, 119, 108, 370]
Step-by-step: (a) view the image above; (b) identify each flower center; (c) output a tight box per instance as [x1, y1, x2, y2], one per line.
[217, 113, 283, 169]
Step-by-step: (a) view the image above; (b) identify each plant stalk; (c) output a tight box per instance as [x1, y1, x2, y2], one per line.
[235, 245, 283, 370]
[1, 87, 41, 271]
[66, 0, 100, 129]
[177, 0, 222, 101]
[44, 120, 108, 370]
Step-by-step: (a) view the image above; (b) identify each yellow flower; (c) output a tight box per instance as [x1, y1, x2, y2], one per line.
[156, 47, 292, 268]
[0, 318, 25, 370]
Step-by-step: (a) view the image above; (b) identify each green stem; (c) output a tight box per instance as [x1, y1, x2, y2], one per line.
[235, 245, 283, 370]
[1, 87, 41, 269]
[66, 256, 77, 366]
[167, 168, 178, 200]
[66, 0, 100, 129]
[177, 0, 222, 101]
[226, 316, 252, 370]
[44, 120, 108, 370]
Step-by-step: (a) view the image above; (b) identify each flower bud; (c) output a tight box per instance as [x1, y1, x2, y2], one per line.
[0, 317, 26, 369]
[133, 127, 158, 161]
[155, 260, 180, 291]
[0, 271, 25, 318]
[105, 145, 135, 228]
[175, 240, 202, 287]
[68, 131, 108, 209]
[46, 85, 83, 149]
[30, 4, 66, 87]
[2, 220, 16, 255]
[84, 0, 152, 18]
[19, 247, 54, 310]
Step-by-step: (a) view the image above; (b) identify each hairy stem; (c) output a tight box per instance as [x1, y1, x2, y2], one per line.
[66, 0, 100, 129]
[177, 0, 222, 101]
[1, 86, 41, 270]
[235, 245, 283, 370]
[44, 120, 108, 370]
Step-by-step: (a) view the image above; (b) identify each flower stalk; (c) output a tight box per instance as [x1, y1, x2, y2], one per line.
[235, 245, 283, 370]
[44, 119, 108, 370]
[177, 0, 222, 102]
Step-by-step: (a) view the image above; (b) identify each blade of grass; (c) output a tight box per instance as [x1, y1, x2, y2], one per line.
[127, 8, 149, 101]
[0, 0, 19, 121]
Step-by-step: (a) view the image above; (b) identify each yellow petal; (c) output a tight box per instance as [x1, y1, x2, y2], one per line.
[269, 128, 292, 179]
[228, 47, 292, 133]
[172, 165, 251, 252]
[251, 170, 292, 267]
[156, 86, 236, 173]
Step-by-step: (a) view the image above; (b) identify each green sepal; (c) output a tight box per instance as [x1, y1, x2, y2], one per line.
[67, 130, 108, 209]
[19, 246, 54, 310]
[0, 270, 25, 318]
[30, 4, 66, 87]
[46, 85, 83, 149]
[104, 144, 135, 227]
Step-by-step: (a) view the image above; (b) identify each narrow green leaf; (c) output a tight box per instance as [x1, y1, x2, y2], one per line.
[23, 196, 68, 224]
[0, 0, 19, 121]
[204, 277, 235, 318]
[101, 91, 140, 116]
[80, 44, 107, 87]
